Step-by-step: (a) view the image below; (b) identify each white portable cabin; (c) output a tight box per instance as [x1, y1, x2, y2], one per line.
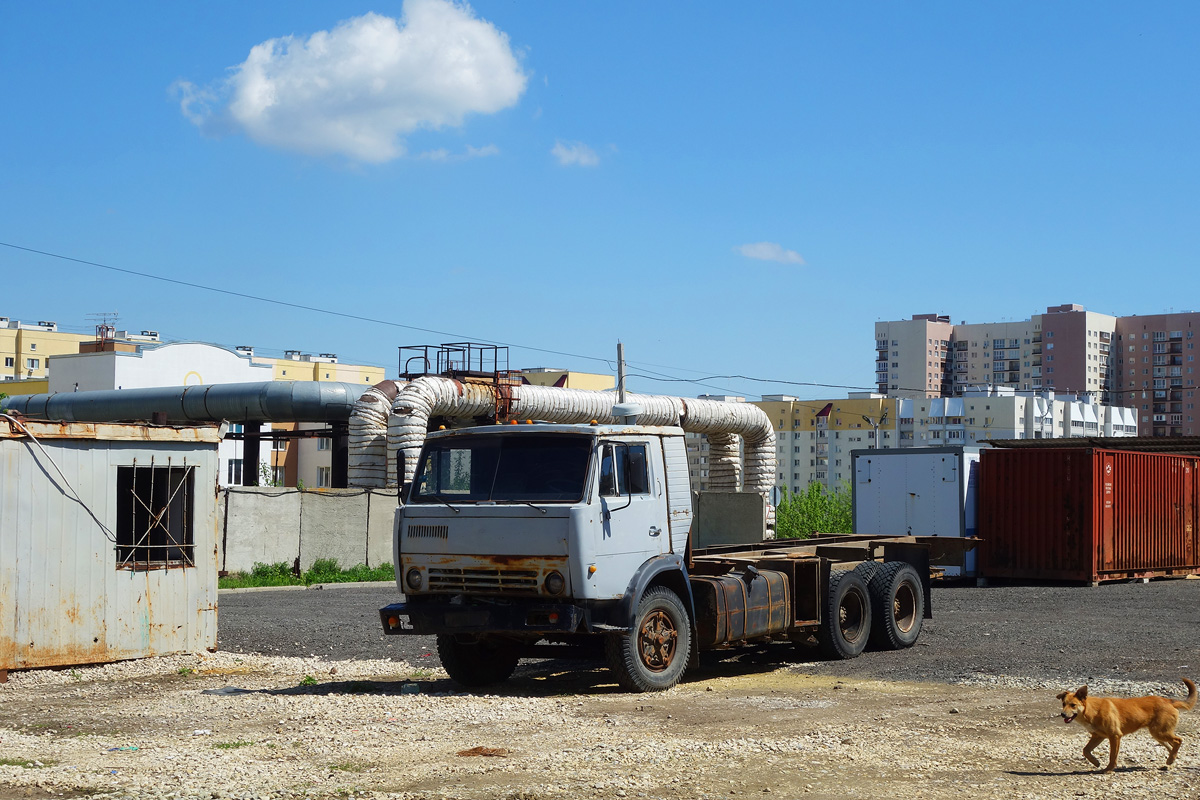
[851, 446, 983, 578]
[1, 419, 221, 678]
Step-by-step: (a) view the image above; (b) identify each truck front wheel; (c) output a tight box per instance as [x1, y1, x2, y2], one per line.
[437, 634, 521, 688]
[605, 586, 692, 692]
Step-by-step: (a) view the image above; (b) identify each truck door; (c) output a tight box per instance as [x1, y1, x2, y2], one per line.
[597, 441, 669, 559]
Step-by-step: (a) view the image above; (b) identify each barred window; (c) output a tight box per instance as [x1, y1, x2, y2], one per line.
[116, 464, 195, 569]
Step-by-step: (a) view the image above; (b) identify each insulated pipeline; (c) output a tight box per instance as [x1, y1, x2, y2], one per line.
[365, 378, 776, 499]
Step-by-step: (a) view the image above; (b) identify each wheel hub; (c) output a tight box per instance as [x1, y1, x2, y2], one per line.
[638, 610, 678, 672]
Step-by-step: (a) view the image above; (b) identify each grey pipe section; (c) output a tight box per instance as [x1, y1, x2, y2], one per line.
[1, 381, 370, 424]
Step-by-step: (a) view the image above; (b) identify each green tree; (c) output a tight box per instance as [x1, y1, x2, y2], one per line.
[775, 481, 853, 539]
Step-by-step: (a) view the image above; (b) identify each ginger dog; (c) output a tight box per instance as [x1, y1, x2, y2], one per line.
[1057, 678, 1196, 772]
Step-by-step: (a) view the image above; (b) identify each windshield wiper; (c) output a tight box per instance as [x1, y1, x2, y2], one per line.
[427, 494, 460, 513]
[496, 499, 547, 514]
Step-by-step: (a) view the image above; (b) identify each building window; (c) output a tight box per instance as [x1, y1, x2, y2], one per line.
[317, 437, 331, 451]
[273, 438, 287, 451]
[26, 358, 40, 370]
[116, 464, 195, 569]
[228, 459, 243, 484]
[29, 343, 36, 351]
[273, 466, 286, 485]
[3, 357, 12, 367]
[317, 466, 332, 488]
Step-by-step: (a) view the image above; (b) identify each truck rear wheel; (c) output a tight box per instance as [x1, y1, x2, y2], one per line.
[437, 634, 520, 688]
[605, 586, 692, 692]
[817, 570, 872, 659]
[868, 562, 924, 650]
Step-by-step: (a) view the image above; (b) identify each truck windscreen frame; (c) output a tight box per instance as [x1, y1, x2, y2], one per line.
[409, 433, 593, 504]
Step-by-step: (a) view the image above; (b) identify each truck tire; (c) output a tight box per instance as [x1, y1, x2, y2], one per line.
[605, 585, 692, 692]
[817, 570, 872, 660]
[853, 560, 882, 587]
[436, 634, 521, 688]
[868, 562, 924, 650]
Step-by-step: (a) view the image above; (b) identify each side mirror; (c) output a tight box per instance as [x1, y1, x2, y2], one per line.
[396, 451, 407, 498]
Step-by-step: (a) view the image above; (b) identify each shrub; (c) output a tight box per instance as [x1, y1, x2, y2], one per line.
[775, 481, 853, 539]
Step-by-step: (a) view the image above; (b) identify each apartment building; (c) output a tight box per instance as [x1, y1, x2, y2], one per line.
[1114, 312, 1200, 436]
[876, 305, 1119, 403]
[0, 317, 93, 383]
[873, 314, 954, 398]
[877, 304, 1200, 436]
[685, 395, 746, 493]
[743, 389, 1135, 500]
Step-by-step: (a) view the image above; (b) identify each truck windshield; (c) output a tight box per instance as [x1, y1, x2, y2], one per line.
[410, 433, 592, 504]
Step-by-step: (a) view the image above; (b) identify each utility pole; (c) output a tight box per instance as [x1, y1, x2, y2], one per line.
[617, 341, 627, 405]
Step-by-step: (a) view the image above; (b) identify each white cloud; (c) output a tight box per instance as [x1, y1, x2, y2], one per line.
[552, 140, 599, 167]
[176, 0, 527, 163]
[734, 242, 806, 265]
[418, 144, 499, 161]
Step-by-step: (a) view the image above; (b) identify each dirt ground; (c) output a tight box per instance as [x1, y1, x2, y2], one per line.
[1, 649, 1197, 800]
[5, 578, 1200, 799]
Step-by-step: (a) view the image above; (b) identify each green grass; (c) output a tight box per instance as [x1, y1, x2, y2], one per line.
[177, 667, 194, 676]
[299, 675, 318, 687]
[218, 559, 394, 589]
[213, 740, 254, 750]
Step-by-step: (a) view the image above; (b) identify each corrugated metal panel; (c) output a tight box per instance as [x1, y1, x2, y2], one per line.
[979, 448, 1200, 583]
[1, 425, 218, 671]
[661, 435, 693, 552]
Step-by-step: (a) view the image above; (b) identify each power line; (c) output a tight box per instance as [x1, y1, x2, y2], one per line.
[2, 240, 902, 397]
[0, 241, 614, 366]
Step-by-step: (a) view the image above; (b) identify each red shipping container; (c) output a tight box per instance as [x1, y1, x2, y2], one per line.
[979, 448, 1200, 584]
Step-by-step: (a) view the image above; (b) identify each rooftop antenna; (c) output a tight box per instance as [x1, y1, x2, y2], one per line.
[86, 311, 120, 343]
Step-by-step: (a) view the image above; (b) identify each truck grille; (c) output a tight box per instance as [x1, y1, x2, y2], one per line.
[407, 525, 449, 540]
[428, 567, 539, 593]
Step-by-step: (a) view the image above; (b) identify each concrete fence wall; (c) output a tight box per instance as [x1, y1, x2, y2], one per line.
[218, 487, 398, 574]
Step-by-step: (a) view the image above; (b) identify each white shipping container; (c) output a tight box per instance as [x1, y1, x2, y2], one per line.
[851, 446, 982, 578]
[1, 420, 221, 677]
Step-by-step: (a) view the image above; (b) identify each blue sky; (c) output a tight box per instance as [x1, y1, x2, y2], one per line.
[3, 2, 1199, 399]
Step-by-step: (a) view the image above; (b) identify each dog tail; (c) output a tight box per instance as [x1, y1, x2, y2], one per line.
[1172, 678, 1197, 711]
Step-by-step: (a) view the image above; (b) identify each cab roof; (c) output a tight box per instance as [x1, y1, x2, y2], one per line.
[426, 422, 685, 440]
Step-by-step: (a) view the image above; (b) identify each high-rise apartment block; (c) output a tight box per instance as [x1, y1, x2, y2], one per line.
[875, 305, 1117, 402]
[874, 304, 1200, 436]
[1114, 313, 1200, 437]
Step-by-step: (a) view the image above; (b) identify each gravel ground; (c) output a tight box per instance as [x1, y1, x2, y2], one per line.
[2, 577, 1198, 800]
[217, 577, 1200, 688]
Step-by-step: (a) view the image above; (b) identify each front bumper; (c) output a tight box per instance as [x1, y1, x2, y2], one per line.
[380, 599, 590, 636]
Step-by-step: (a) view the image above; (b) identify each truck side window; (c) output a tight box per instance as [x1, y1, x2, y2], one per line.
[625, 444, 649, 494]
[599, 444, 619, 496]
[599, 443, 650, 497]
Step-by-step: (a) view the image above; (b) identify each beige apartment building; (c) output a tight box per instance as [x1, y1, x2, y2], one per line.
[711, 390, 1136, 500]
[0, 317, 93, 385]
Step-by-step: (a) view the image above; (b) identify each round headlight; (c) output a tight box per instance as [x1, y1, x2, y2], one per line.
[544, 571, 565, 595]
[405, 568, 423, 591]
